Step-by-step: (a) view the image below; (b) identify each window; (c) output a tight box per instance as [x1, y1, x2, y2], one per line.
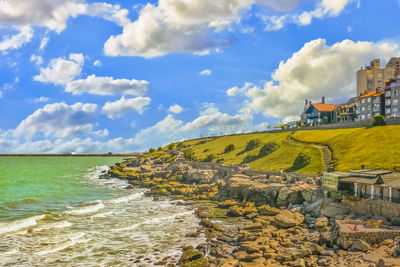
[387, 99, 391, 105]
[394, 99, 399, 105]
[367, 97, 371, 102]
[362, 99, 366, 104]
[361, 114, 366, 120]
[367, 114, 371, 118]
[386, 91, 391, 97]
[394, 108, 399, 113]
[386, 108, 391, 114]
[378, 79, 383, 84]
[362, 107, 365, 112]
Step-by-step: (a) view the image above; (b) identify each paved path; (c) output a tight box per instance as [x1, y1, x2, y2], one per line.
[286, 132, 335, 172]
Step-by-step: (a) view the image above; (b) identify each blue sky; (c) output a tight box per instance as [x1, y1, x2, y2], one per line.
[0, 0, 399, 153]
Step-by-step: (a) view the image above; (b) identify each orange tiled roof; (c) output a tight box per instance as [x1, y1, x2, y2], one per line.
[359, 91, 384, 98]
[312, 103, 340, 112]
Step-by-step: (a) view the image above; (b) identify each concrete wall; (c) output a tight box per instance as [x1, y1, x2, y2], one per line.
[342, 196, 400, 219]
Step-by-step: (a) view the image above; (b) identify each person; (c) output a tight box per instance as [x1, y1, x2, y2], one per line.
[202, 245, 207, 256]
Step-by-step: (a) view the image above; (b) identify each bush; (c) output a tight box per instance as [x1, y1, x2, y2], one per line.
[286, 152, 313, 172]
[203, 149, 209, 153]
[243, 154, 257, 163]
[259, 141, 280, 156]
[168, 143, 175, 150]
[224, 144, 236, 153]
[149, 148, 156, 153]
[157, 147, 162, 151]
[204, 154, 216, 162]
[372, 115, 386, 126]
[183, 149, 196, 161]
[245, 139, 262, 151]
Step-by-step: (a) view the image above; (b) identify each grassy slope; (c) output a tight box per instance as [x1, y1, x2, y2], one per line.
[292, 126, 400, 171]
[183, 132, 324, 174]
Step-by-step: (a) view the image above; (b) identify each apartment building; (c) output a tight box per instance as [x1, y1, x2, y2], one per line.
[355, 90, 385, 121]
[385, 77, 400, 118]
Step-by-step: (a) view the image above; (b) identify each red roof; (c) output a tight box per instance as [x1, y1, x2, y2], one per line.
[312, 103, 340, 112]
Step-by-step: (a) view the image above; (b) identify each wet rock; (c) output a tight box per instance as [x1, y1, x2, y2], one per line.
[258, 205, 280, 216]
[227, 206, 243, 217]
[274, 210, 304, 228]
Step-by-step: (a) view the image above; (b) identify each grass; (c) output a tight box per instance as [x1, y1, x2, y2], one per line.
[292, 125, 400, 171]
[181, 132, 324, 174]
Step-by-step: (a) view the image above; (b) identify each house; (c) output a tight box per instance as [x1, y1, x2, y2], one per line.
[355, 89, 385, 121]
[304, 97, 339, 125]
[322, 169, 400, 203]
[384, 77, 400, 118]
[333, 97, 357, 123]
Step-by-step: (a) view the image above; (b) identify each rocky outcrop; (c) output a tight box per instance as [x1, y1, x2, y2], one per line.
[274, 210, 304, 228]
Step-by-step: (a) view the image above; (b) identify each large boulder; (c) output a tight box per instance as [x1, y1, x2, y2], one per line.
[184, 169, 218, 184]
[276, 187, 304, 207]
[351, 239, 371, 252]
[274, 210, 304, 228]
[258, 205, 280, 216]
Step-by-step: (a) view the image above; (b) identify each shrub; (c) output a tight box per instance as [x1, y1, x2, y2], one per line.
[168, 143, 175, 150]
[203, 149, 209, 153]
[372, 115, 386, 126]
[224, 144, 236, 153]
[157, 147, 162, 151]
[259, 141, 280, 156]
[295, 152, 313, 166]
[149, 148, 156, 153]
[245, 139, 262, 151]
[243, 154, 257, 163]
[183, 149, 196, 161]
[204, 154, 216, 162]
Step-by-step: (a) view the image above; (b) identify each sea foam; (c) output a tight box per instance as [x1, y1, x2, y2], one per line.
[0, 214, 45, 235]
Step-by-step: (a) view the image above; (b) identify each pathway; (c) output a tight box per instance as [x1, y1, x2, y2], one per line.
[286, 132, 335, 172]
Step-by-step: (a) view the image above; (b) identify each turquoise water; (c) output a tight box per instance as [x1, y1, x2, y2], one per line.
[0, 157, 126, 222]
[0, 156, 204, 265]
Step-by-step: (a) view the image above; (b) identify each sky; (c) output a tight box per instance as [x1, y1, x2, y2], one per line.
[0, 0, 399, 153]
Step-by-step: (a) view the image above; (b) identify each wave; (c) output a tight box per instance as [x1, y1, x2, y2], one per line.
[34, 221, 72, 231]
[35, 232, 87, 256]
[105, 192, 145, 205]
[0, 214, 45, 235]
[63, 202, 105, 215]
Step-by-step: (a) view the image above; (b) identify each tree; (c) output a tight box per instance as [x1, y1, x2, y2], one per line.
[372, 115, 386, 126]
[149, 148, 156, 153]
[224, 144, 236, 153]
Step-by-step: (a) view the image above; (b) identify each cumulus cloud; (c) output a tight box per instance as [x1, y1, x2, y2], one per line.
[227, 82, 253, 96]
[0, 26, 33, 53]
[65, 74, 149, 96]
[14, 102, 100, 139]
[168, 104, 184, 114]
[0, 0, 130, 33]
[228, 38, 399, 120]
[199, 69, 212, 76]
[104, 0, 299, 58]
[264, 0, 356, 31]
[34, 53, 84, 85]
[102, 96, 151, 119]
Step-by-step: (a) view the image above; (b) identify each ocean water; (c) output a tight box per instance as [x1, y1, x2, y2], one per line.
[0, 157, 203, 266]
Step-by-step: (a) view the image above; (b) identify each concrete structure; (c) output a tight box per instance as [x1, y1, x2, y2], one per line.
[322, 169, 400, 203]
[357, 58, 400, 97]
[355, 89, 385, 121]
[385, 77, 400, 118]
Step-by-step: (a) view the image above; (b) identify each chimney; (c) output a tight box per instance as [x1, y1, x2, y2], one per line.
[309, 100, 312, 105]
[322, 96, 325, 104]
[305, 99, 308, 106]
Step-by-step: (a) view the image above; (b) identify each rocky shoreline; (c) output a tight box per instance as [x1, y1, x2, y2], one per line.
[101, 151, 400, 267]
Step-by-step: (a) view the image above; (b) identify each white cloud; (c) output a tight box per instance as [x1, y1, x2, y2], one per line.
[264, 0, 356, 31]
[0, 26, 33, 53]
[228, 38, 399, 120]
[34, 53, 84, 85]
[32, 96, 49, 103]
[199, 69, 212, 76]
[30, 54, 43, 65]
[93, 60, 102, 67]
[102, 96, 151, 119]
[227, 82, 253, 96]
[65, 74, 149, 96]
[14, 102, 101, 139]
[39, 36, 49, 50]
[104, 0, 299, 58]
[0, 0, 130, 33]
[200, 102, 219, 116]
[168, 104, 184, 114]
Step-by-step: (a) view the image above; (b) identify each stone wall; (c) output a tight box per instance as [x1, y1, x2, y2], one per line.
[342, 196, 400, 219]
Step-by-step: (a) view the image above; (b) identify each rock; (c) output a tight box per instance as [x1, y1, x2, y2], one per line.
[221, 258, 239, 267]
[233, 251, 262, 262]
[243, 223, 263, 231]
[320, 250, 336, 257]
[218, 200, 237, 209]
[258, 205, 280, 216]
[365, 220, 384, 228]
[227, 206, 243, 217]
[288, 258, 306, 267]
[270, 176, 284, 183]
[178, 246, 206, 266]
[392, 217, 400, 226]
[315, 217, 329, 231]
[240, 241, 261, 254]
[274, 210, 304, 228]
[318, 230, 332, 246]
[351, 239, 371, 252]
[320, 202, 346, 218]
[140, 165, 153, 172]
[304, 242, 323, 255]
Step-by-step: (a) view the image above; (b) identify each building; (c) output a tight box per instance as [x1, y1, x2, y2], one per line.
[385, 77, 400, 118]
[357, 58, 400, 97]
[355, 89, 385, 121]
[333, 97, 356, 123]
[322, 169, 400, 203]
[303, 97, 339, 125]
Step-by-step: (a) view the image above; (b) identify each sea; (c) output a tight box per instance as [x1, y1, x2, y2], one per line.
[0, 156, 204, 266]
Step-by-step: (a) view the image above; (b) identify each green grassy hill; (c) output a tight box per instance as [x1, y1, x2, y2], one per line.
[149, 125, 400, 175]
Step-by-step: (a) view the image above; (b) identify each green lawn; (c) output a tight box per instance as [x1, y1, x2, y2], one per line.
[293, 126, 400, 171]
[181, 132, 324, 174]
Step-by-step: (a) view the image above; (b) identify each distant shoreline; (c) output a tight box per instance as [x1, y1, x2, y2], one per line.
[0, 153, 140, 157]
